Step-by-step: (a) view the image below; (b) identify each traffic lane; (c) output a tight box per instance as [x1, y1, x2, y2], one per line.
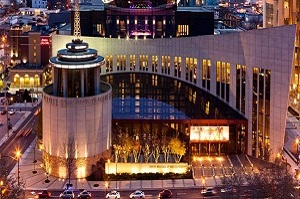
[26, 188, 219, 199]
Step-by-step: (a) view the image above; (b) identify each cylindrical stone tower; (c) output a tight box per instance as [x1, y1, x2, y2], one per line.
[42, 37, 112, 178]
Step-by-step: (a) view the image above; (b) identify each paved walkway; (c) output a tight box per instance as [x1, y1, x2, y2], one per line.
[14, 141, 216, 192]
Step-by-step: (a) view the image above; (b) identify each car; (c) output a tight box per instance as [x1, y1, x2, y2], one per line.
[59, 189, 75, 198]
[0, 110, 6, 115]
[38, 190, 51, 198]
[221, 187, 237, 193]
[8, 109, 15, 115]
[106, 190, 121, 199]
[201, 187, 217, 196]
[158, 189, 172, 198]
[78, 189, 92, 198]
[129, 190, 145, 198]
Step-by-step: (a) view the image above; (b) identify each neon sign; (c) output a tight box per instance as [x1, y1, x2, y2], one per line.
[40, 38, 49, 46]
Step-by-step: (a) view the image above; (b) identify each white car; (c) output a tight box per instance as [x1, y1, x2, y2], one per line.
[129, 190, 145, 199]
[59, 190, 75, 198]
[106, 190, 121, 199]
[8, 109, 15, 115]
[78, 190, 92, 198]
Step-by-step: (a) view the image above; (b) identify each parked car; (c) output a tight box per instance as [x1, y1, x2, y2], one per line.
[59, 189, 75, 198]
[38, 190, 51, 198]
[0, 110, 6, 115]
[221, 187, 237, 194]
[201, 187, 217, 196]
[129, 190, 145, 199]
[106, 190, 121, 199]
[158, 189, 172, 198]
[8, 109, 15, 115]
[78, 190, 92, 198]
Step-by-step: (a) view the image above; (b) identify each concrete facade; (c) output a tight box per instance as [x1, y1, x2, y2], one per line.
[51, 25, 296, 160]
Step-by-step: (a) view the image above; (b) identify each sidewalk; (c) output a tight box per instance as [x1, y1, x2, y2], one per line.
[14, 141, 216, 192]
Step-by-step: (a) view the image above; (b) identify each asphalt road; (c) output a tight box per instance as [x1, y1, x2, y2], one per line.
[27, 188, 219, 199]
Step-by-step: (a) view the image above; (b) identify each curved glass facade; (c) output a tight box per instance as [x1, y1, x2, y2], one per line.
[102, 73, 246, 120]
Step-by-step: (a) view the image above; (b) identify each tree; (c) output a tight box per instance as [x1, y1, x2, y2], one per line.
[143, 144, 152, 163]
[221, 162, 297, 199]
[132, 140, 141, 163]
[113, 144, 122, 163]
[0, 160, 25, 199]
[221, 168, 246, 199]
[169, 137, 186, 163]
[152, 143, 160, 163]
[161, 141, 170, 163]
[120, 137, 133, 163]
[64, 135, 77, 187]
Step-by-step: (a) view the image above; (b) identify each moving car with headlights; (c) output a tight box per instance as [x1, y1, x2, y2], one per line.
[129, 190, 145, 199]
[106, 190, 121, 199]
[158, 189, 172, 198]
[78, 190, 92, 198]
[59, 189, 75, 198]
[201, 187, 217, 196]
[38, 190, 51, 198]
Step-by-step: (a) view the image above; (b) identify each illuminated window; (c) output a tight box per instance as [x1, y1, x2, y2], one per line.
[177, 25, 189, 36]
[202, 59, 211, 90]
[130, 55, 136, 71]
[252, 68, 271, 158]
[216, 61, 230, 102]
[161, 56, 170, 75]
[106, 55, 113, 72]
[139, 55, 148, 71]
[117, 55, 126, 71]
[33, 52, 36, 57]
[236, 65, 246, 114]
[185, 57, 197, 83]
[152, 56, 158, 73]
[174, 56, 181, 78]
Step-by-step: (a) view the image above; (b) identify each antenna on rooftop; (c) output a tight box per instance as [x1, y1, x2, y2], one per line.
[73, 0, 81, 42]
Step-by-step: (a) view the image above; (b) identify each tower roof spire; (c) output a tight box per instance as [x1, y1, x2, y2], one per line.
[73, 0, 81, 43]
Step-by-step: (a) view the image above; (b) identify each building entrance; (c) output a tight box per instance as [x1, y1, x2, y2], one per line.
[191, 142, 229, 156]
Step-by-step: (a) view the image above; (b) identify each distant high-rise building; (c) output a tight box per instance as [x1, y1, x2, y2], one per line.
[263, 0, 300, 95]
[32, 0, 47, 8]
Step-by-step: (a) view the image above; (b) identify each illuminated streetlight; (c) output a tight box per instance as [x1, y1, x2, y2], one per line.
[15, 150, 21, 186]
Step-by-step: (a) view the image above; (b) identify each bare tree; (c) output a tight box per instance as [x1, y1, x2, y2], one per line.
[113, 144, 122, 163]
[152, 144, 160, 163]
[143, 144, 152, 163]
[132, 140, 141, 163]
[64, 135, 77, 187]
[161, 142, 170, 163]
[120, 137, 133, 163]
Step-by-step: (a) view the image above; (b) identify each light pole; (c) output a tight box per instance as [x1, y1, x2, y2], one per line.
[15, 150, 21, 186]
[0, 150, 21, 186]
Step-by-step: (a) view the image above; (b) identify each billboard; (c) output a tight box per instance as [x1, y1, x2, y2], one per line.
[190, 126, 229, 142]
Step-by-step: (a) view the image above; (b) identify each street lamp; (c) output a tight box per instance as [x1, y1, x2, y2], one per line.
[15, 150, 21, 186]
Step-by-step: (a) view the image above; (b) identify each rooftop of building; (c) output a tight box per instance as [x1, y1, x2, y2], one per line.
[12, 63, 43, 70]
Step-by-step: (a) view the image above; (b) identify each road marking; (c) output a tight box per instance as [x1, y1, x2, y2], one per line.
[177, 192, 187, 195]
